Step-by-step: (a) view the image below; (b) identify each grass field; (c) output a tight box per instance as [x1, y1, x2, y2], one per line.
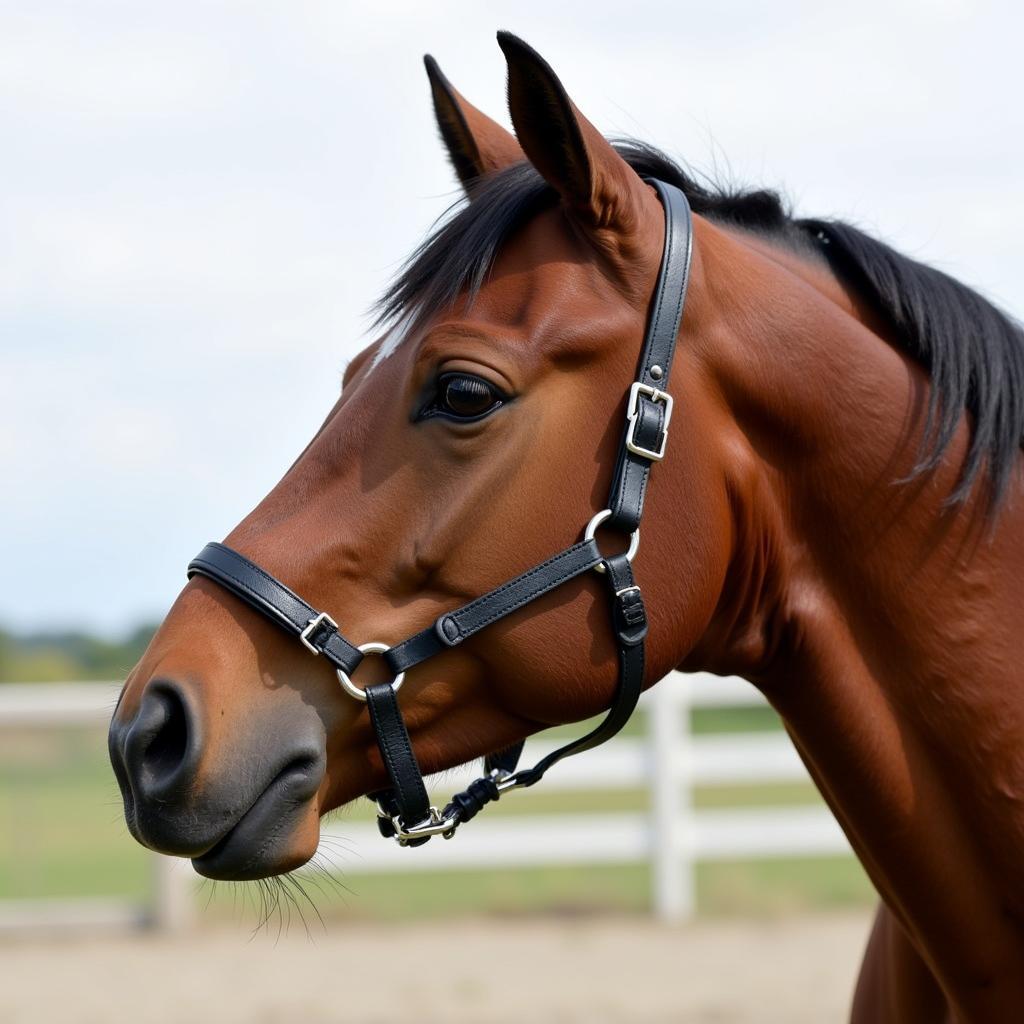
[0, 705, 877, 922]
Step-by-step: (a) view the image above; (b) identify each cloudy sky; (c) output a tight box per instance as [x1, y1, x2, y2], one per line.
[2, 0, 1022, 637]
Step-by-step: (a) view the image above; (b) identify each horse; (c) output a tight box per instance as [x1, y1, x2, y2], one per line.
[108, 31, 1024, 1023]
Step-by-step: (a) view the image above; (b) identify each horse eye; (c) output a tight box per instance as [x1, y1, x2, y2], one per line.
[433, 373, 503, 420]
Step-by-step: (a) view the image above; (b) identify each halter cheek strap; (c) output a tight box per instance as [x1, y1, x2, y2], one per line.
[186, 179, 693, 846]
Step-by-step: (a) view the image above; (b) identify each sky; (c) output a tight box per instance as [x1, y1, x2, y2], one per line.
[2, 0, 1022, 637]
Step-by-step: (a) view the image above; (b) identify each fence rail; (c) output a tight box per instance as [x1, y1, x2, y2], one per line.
[0, 681, 195, 935]
[0, 674, 851, 929]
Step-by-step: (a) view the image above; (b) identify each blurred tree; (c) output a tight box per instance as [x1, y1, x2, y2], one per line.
[0, 624, 156, 682]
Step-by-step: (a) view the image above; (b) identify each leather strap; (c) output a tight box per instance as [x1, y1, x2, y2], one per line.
[365, 683, 431, 835]
[385, 539, 603, 674]
[511, 552, 646, 787]
[187, 542, 363, 674]
[606, 179, 693, 533]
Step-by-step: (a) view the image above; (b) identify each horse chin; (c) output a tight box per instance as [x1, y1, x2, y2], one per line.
[190, 780, 323, 882]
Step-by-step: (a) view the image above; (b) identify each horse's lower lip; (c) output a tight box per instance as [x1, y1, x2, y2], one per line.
[190, 816, 258, 876]
[191, 761, 321, 881]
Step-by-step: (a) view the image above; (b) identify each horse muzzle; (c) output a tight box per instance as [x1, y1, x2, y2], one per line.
[108, 677, 326, 880]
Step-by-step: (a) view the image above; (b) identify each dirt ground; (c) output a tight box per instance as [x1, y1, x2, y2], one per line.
[0, 911, 872, 1024]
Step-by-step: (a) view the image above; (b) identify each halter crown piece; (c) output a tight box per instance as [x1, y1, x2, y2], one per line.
[187, 179, 693, 846]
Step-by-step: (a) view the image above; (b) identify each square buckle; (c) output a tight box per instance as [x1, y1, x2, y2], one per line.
[299, 611, 338, 655]
[625, 382, 673, 461]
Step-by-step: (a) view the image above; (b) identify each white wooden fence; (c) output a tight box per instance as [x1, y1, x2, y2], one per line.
[0, 674, 851, 930]
[0, 682, 195, 935]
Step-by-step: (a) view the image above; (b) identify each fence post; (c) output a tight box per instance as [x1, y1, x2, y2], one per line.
[151, 854, 195, 933]
[650, 677, 696, 921]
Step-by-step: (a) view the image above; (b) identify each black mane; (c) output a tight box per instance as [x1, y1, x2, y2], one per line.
[376, 140, 1024, 507]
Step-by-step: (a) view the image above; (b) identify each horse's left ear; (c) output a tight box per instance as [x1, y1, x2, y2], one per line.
[424, 54, 524, 192]
[497, 32, 656, 253]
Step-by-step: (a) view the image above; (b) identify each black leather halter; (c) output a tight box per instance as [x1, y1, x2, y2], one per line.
[187, 179, 693, 846]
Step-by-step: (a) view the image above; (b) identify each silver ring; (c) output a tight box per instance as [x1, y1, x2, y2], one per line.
[336, 642, 405, 703]
[584, 508, 640, 575]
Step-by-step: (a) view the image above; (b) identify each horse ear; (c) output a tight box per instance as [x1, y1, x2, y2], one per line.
[424, 54, 524, 191]
[497, 32, 652, 241]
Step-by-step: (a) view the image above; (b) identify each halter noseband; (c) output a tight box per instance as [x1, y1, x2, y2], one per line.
[187, 179, 693, 846]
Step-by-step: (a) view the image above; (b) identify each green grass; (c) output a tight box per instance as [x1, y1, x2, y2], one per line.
[698, 857, 875, 916]
[0, 707, 877, 922]
[692, 704, 784, 734]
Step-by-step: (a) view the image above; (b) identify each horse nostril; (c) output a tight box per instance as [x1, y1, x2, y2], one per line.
[120, 681, 199, 800]
[143, 688, 188, 778]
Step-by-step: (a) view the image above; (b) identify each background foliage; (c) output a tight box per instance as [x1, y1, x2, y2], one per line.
[0, 625, 155, 682]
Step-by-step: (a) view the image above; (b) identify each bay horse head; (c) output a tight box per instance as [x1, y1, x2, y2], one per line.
[109, 34, 1024, 1020]
[109, 33, 723, 878]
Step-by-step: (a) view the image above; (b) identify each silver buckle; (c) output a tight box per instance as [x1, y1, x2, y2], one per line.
[489, 767, 527, 795]
[625, 382, 673, 461]
[299, 611, 338, 655]
[380, 805, 459, 846]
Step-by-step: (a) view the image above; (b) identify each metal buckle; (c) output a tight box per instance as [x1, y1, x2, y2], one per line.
[625, 382, 673, 461]
[489, 767, 527, 795]
[380, 805, 459, 846]
[615, 585, 642, 599]
[336, 641, 405, 703]
[299, 611, 338, 655]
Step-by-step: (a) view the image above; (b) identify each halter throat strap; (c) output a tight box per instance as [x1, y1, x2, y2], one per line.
[186, 178, 693, 846]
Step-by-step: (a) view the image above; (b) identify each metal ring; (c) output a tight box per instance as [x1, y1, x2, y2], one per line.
[584, 508, 640, 575]
[336, 642, 405, 703]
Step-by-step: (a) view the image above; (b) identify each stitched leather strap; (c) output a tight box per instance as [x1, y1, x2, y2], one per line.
[606, 179, 693, 533]
[510, 552, 646, 787]
[385, 539, 603, 674]
[365, 682, 431, 835]
[187, 542, 363, 674]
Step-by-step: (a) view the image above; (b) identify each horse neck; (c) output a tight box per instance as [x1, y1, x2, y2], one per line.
[683, 218, 1024, 1014]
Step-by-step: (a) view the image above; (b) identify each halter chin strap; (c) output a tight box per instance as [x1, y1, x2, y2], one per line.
[187, 178, 693, 846]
